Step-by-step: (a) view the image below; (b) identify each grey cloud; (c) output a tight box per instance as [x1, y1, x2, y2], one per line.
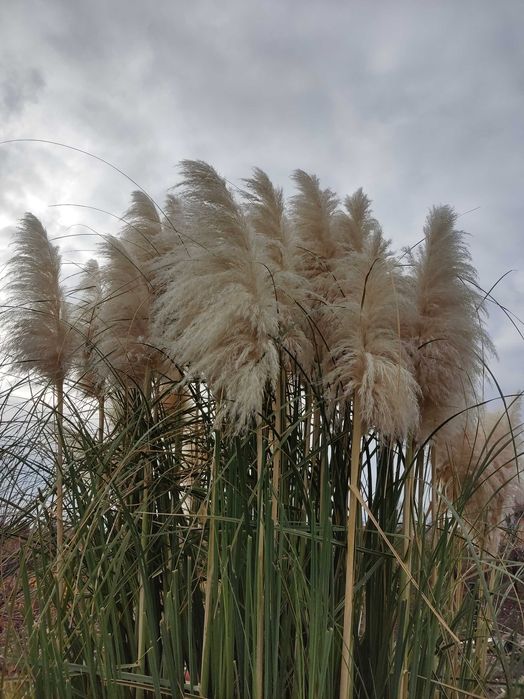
[0, 65, 45, 119]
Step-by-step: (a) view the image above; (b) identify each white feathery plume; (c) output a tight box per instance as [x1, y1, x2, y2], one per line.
[98, 235, 159, 383]
[2, 213, 73, 383]
[407, 206, 495, 442]
[242, 167, 313, 370]
[121, 191, 163, 278]
[97, 189, 185, 384]
[162, 193, 187, 248]
[151, 192, 189, 299]
[290, 170, 345, 369]
[335, 188, 381, 254]
[291, 169, 340, 299]
[152, 160, 280, 433]
[436, 400, 524, 555]
[243, 167, 291, 268]
[72, 259, 105, 398]
[120, 190, 188, 295]
[326, 230, 420, 439]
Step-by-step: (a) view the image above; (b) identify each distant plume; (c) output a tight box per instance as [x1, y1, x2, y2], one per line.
[436, 400, 524, 555]
[71, 259, 105, 397]
[153, 160, 280, 433]
[2, 213, 73, 384]
[98, 235, 159, 384]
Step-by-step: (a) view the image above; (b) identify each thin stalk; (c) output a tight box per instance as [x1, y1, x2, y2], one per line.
[200, 429, 221, 697]
[136, 476, 150, 699]
[416, 448, 425, 531]
[55, 377, 65, 603]
[98, 394, 105, 444]
[137, 371, 152, 699]
[339, 393, 362, 699]
[430, 445, 441, 597]
[477, 539, 493, 679]
[255, 422, 265, 699]
[399, 438, 414, 699]
[271, 368, 284, 529]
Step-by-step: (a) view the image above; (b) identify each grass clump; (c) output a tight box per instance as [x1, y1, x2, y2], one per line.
[1, 159, 523, 698]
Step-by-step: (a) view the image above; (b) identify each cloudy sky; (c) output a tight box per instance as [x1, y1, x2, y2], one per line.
[1, 0, 523, 397]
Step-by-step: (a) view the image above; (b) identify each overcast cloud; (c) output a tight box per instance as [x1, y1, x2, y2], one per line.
[1, 0, 523, 397]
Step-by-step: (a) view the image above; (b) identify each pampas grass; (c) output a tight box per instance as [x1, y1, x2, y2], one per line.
[98, 235, 158, 384]
[2, 162, 523, 699]
[437, 400, 524, 555]
[327, 206, 420, 699]
[1, 213, 73, 599]
[72, 259, 105, 398]
[2, 214, 73, 384]
[327, 229, 420, 439]
[242, 167, 313, 372]
[407, 205, 495, 441]
[335, 187, 381, 254]
[291, 170, 342, 365]
[153, 160, 280, 433]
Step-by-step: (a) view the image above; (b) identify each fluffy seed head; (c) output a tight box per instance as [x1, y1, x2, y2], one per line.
[2, 213, 73, 384]
[335, 188, 381, 253]
[242, 168, 313, 372]
[290, 170, 344, 367]
[436, 399, 524, 555]
[407, 206, 495, 441]
[326, 228, 420, 438]
[153, 160, 280, 433]
[71, 259, 105, 397]
[121, 191, 162, 274]
[98, 235, 160, 384]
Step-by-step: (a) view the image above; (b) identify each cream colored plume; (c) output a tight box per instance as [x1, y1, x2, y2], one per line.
[152, 160, 280, 433]
[436, 400, 523, 555]
[290, 170, 344, 367]
[242, 167, 313, 370]
[98, 235, 159, 383]
[121, 191, 163, 277]
[151, 192, 189, 295]
[407, 206, 495, 441]
[120, 190, 188, 294]
[162, 193, 187, 248]
[2, 213, 73, 384]
[98, 188, 186, 384]
[291, 169, 340, 299]
[335, 188, 382, 253]
[71, 259, 105, 397]
[326, 228, 420, 438]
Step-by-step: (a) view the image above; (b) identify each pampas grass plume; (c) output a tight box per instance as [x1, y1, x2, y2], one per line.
[98, 234, 156, 383]
[242, 168, 313, 371]
[153, 160, 280, 433]
[72, 258, 105, 397]
[2, 213, 73, 383]
[336, 188, 381, 253]
[437, 400, 524, 554]
[291, 169, 340, 300]
[408, 206, 495, 440]
[121, 191, 163, 276]
[327, 227, 420, 438]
